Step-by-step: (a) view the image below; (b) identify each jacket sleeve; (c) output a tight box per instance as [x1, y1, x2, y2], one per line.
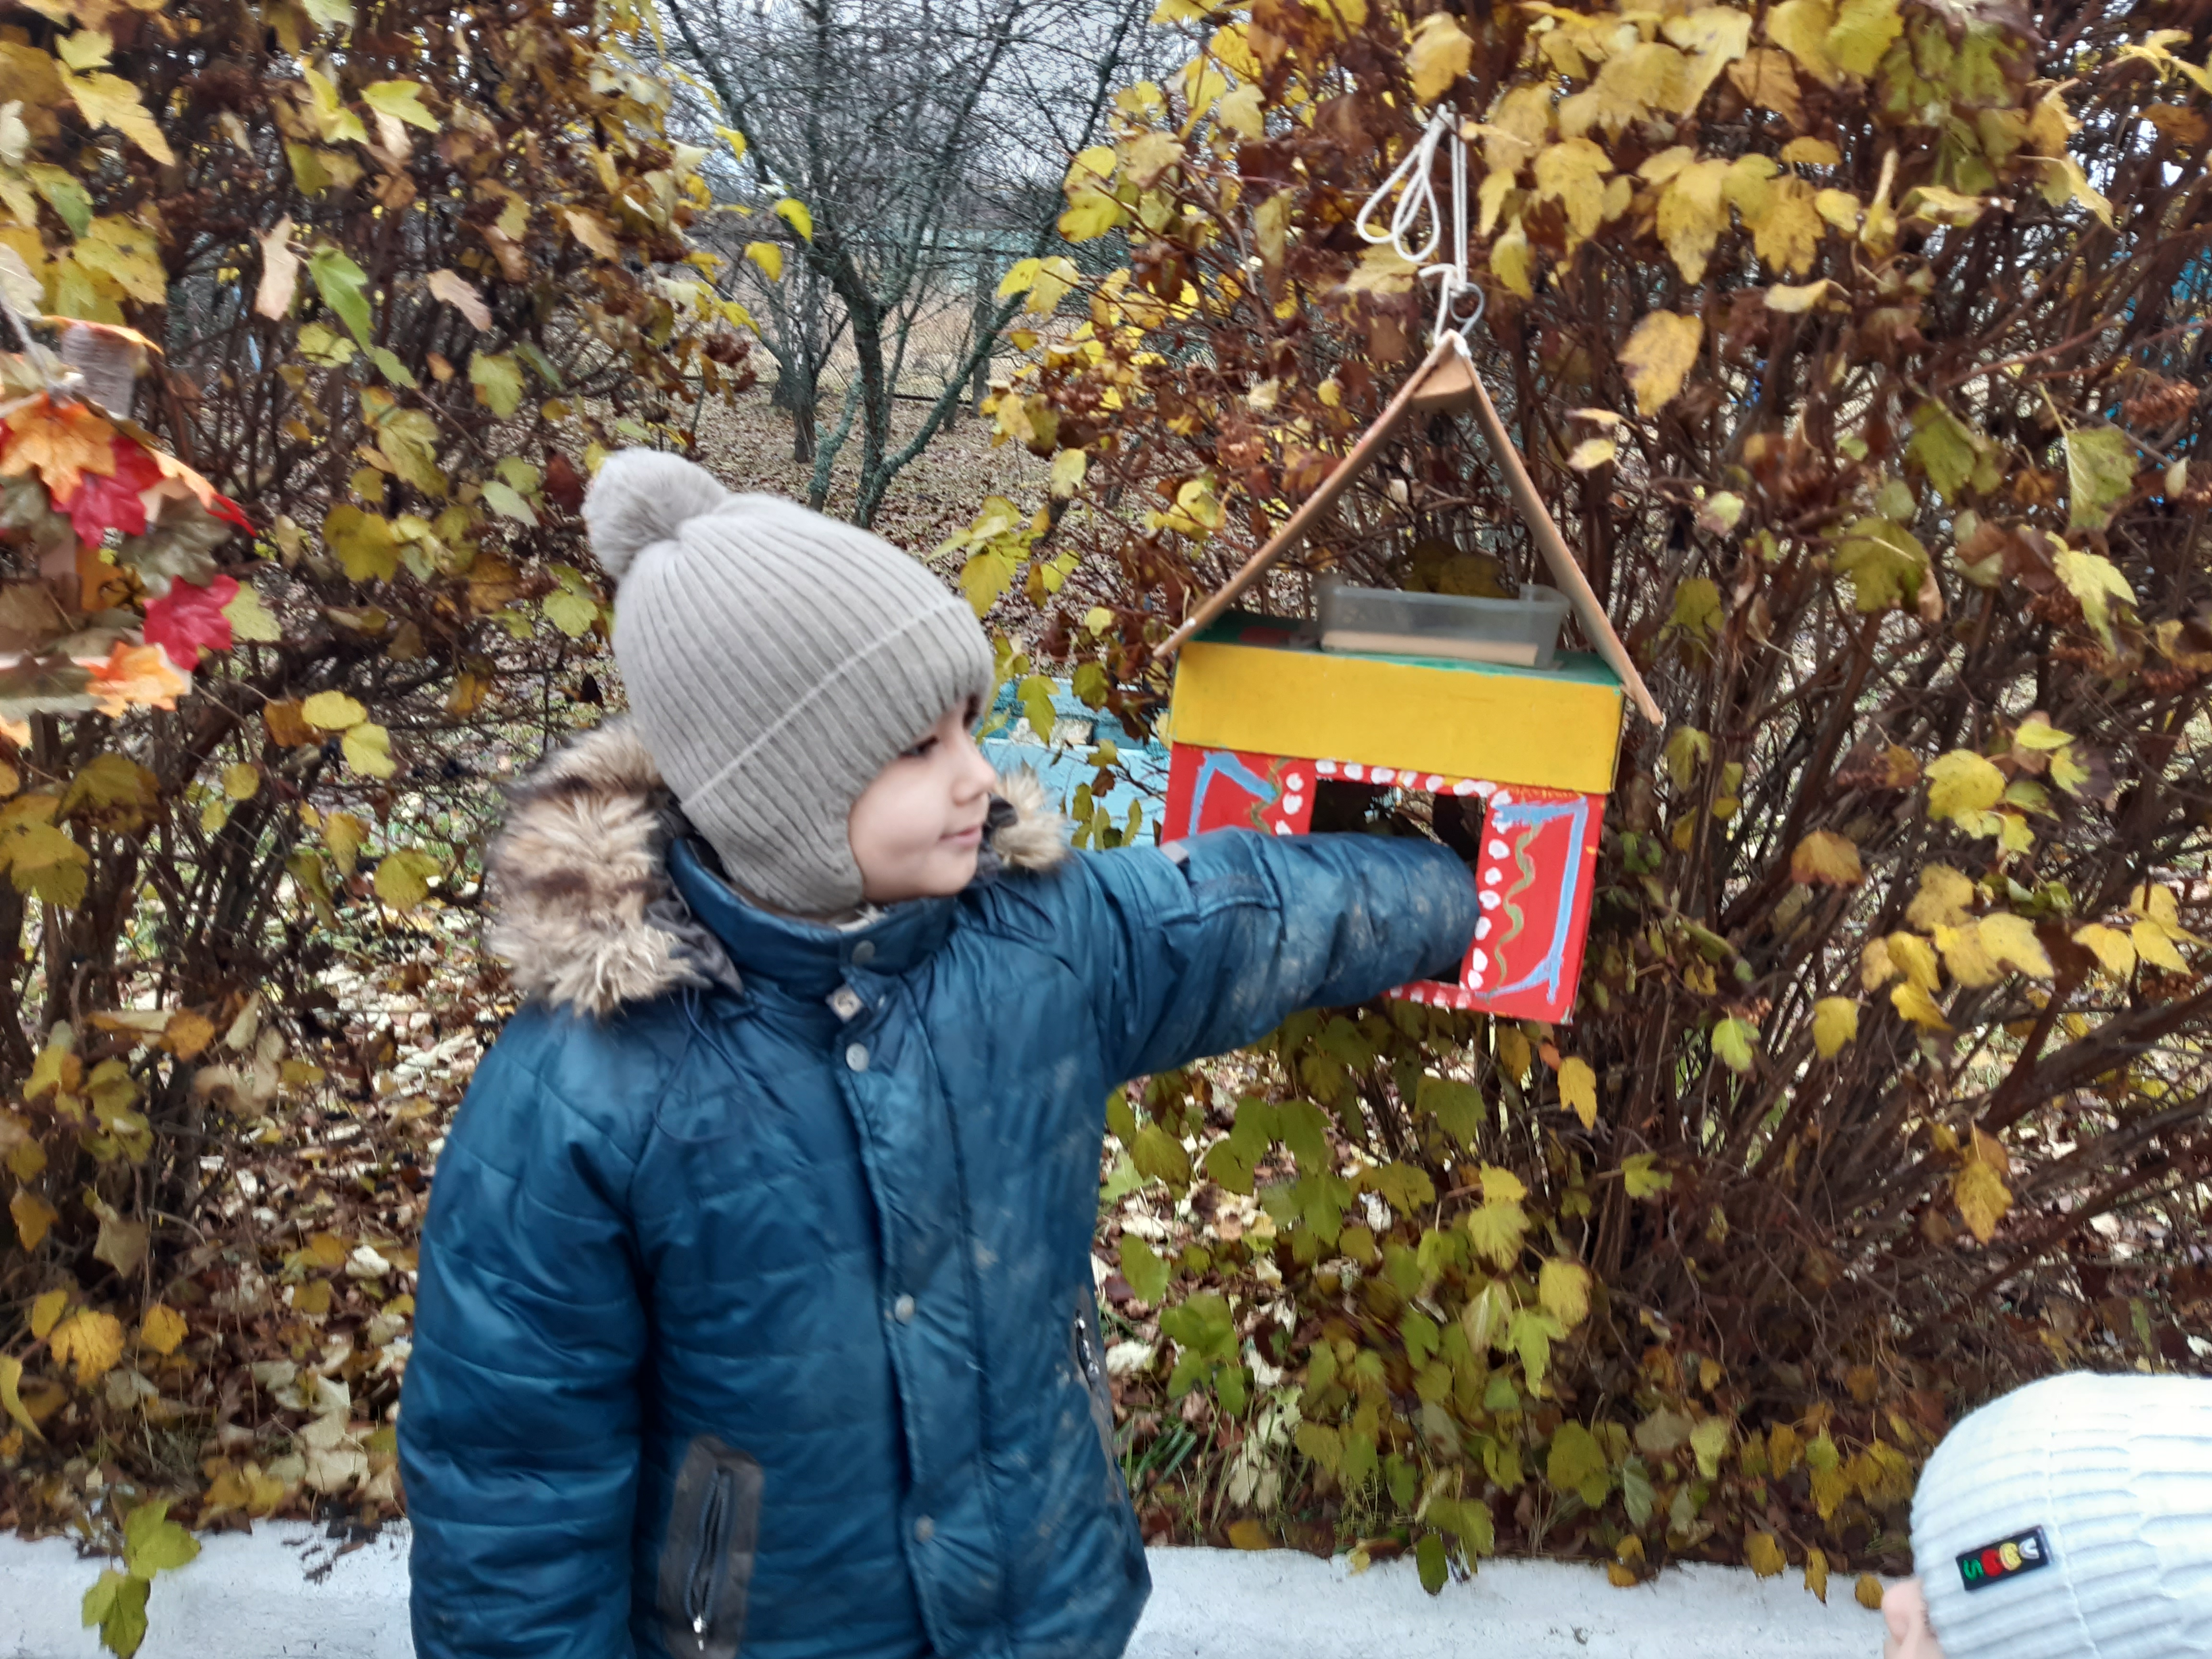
[400, 1034, 646, 1659]
[1069, 828, 1480, 1082]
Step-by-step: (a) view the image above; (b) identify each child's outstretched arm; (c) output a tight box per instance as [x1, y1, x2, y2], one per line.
[1070, 828, 1482, 1079]
[399, 1050, 647, 1659]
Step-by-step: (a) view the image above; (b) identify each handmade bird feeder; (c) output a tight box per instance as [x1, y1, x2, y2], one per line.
[1156, 112, 1662, 1024]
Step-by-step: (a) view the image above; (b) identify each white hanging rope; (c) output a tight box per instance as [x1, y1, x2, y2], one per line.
[1355, 107, 1485, 349]
[0, 269, 73, 397]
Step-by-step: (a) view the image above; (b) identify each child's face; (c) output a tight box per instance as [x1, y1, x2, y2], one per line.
[847, 701, 998, 903]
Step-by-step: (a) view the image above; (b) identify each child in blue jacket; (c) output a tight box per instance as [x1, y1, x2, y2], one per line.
[397, 450, 1481, 1659]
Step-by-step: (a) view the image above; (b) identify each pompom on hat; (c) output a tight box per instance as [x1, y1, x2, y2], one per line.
[1909, 1371, 2212, 1659]
[583, 450, 993, 917]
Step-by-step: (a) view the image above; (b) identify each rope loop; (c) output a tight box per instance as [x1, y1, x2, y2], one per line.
[1355, 107, 1485, 350]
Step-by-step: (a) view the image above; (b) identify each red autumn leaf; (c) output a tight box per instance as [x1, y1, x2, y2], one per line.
[56, 439, 163, 547]
[209, 493, 255, 534]
[143, 574, 238, 667]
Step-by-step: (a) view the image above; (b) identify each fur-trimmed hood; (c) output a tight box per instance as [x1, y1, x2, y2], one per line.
[485, 719, 1070, 1017]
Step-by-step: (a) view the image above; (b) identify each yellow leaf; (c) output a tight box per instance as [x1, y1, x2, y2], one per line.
[1815, 188, 1862, 229]
[1539, 1258, 1592, 1328]
[775, 199, 814, 240]
[1979, 913, 2054, 979]
[162, 1011, 216, 1059]
[30, 1288, 68, 1340]
[49, 1308, 125, 1385]
[373, 846, 439, 911]
[2054, 544, 2135, 640]
[744, 241, 783, 281]
[1533, 138, 1612, 244]
[1654, 157, 1730, 283]
[1619, 311, 1703, 416]
[1804, 1548, 1830, 1603]
[1217, 83, 1265, 140]
[1890, 980, 1951, 1032]
[1024, 256, 1081, 315]
[362, 79, 438, 132]
[1782, 136, 1842, 166]
[66, 70, 176, 165]
[1, 1354, 44, 1442]
[1766, 278, 1834, 312]
[1560, 42, 1684, 138]
[2073, 922, 2136, 979]
[139, 1303, 187, 1357]
[222, 762, 261, 801]
[2133, 920, 2189, 974]
[1728, 48, 1803, 127]
[1789, 830, 1862, 886]
[1661, 5, 1753, 112]
[1749, 177, 1824, 275]
[1954, 1158, 2011, 1242]
[1746, 1531, 1788, 1578]
[1766, 0, 1839, 84]
[1856, 1574, 1886, 1611]
[1935, 921, 2002, 988]
[1925, 750, 2005, 821]
[1341, 240, 1419, 297]
[324, 810, 369, 878]
[1490, 220, 1534, 298]
[1059, 192, 1126, 242]
[1567, 437, 1618, 471]
[223, 582, 282, 644]
[1407, 11, 1474, 102]
[342, 721, 397, 779]
[561, 207, 621, 261]
[75, 215, 167, 304]
[1812, 997, 1858, 1058]
[1825, 0, 1903, 78]
[1886, 931, 1941, 993]
[1905, 864, 1974, 930]
[300, 690, 367, 731]
[1558, 1057, 1598, 1130]
[12, 1189, 58, 1251]
[1049, 448, 1088, 500]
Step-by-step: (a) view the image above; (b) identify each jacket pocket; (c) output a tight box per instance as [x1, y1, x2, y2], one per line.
[1070, 1286, 1118, 1475]
[656, 1437, 763, 1659]
[1071, 1287, 1147, 1577]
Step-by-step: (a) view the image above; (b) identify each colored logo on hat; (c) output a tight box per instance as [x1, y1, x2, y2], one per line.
[1957, 1526, 2052, 1592]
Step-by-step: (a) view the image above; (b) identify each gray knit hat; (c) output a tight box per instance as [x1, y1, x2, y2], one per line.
[1911, 1372, 2212, 1659]
[584, 450, 994, 916]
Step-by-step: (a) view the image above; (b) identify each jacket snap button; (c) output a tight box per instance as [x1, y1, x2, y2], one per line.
[913, 1515, 935, 1543]
[830, 987, 862, 1020]
[851, 940, 877, 966]
[893, 1294, 915, 1323]
[845, 1043, 869, 1072]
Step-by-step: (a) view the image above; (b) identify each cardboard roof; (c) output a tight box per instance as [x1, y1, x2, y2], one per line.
[1156, 332, 1662, 728]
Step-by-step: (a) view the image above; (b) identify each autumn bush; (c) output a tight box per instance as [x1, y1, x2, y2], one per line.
[951, 0, 2212, 1597]
[0, 0, 757, 1631]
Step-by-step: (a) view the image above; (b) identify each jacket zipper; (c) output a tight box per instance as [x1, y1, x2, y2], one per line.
[685, 1468, 735, 1650]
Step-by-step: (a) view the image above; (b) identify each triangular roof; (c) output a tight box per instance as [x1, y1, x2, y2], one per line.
[1158, 333, 1662, 728]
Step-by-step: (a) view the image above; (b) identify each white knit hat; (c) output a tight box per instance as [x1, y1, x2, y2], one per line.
[583, 450, 994, 917]
[1911, 1372, 2212, 1659]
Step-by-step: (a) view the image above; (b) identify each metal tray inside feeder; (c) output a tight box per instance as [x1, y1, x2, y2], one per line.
[1318, 581, 1572, 669]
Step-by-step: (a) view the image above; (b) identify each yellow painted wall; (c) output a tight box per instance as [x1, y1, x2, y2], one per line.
[1170, 638, 1625, 794]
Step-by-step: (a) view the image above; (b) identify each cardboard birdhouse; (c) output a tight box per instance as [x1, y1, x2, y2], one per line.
[1156, 333, 1662, 1024]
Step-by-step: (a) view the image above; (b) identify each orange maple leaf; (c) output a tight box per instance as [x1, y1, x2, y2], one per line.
[84, 640, 191, 716]
[0, 395, 119, 500]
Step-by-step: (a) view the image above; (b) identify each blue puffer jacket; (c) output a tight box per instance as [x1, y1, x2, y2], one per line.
[399, 721, 1479, 1659]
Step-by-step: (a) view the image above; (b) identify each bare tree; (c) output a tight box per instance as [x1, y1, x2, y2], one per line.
[664, 0, 1159, 525]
